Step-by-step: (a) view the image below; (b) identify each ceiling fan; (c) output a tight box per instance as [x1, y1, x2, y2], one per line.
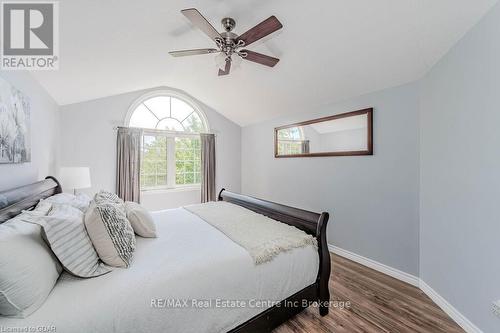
[169, 8, 283, 76]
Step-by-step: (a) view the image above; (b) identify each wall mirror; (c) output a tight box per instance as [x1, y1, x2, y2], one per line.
[275, 108, 373, 158]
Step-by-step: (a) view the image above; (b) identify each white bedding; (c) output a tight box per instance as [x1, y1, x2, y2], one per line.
[0, 208, 319, 333]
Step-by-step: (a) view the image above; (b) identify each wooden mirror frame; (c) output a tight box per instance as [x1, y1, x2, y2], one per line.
[274, 108, 373, 158]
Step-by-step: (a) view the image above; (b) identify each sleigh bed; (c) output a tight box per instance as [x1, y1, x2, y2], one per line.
[0, 177, 331, 333]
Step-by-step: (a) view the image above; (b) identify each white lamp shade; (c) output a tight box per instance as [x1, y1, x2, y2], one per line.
[59, 167, 91, 190]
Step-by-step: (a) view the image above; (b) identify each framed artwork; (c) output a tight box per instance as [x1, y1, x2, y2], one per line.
[0, 77, 31, 164]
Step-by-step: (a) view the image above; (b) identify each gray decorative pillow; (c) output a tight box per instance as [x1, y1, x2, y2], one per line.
[0, 211, 62, 318]
[85, 200, 136, 268]
[36, 204, 111, 278]
[94, 190, 123, 205]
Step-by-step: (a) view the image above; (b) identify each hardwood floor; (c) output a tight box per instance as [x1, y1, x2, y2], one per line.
[274, 254, 465, 333]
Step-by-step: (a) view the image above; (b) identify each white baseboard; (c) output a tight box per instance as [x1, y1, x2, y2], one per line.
[328, 244, 483, 333]
[419, 280, 483, 333]
[328, 244, 420, 287]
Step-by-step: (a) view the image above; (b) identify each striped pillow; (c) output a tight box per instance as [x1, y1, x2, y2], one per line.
[37, 204, 111, 278]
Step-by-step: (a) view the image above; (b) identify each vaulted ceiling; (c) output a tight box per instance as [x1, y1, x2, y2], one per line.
[32, 0, 498, 126]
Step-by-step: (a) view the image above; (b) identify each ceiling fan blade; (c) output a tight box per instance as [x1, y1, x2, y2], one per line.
[181, 8, 222, 42]
[236, 16, 283, 47]
[169, 48, 218, 57]
[218, 59, 231, 76]
[240, 50, 279, 67]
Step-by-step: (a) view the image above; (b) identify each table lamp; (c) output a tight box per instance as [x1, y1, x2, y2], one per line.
[59, 167, 91, 194]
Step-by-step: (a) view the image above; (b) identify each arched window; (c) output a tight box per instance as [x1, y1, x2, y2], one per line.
[126, 91, 209, 190]
[277, 126, 309, 155]
[277, 126, 304, 141]
[127, 94, 208, 133]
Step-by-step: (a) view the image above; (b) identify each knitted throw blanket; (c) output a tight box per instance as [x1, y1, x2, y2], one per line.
[184, 201, 317, 264]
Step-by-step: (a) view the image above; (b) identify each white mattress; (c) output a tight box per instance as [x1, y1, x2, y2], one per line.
[0, 208, 319, 333]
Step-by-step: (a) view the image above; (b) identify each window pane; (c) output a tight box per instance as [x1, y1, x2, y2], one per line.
[182, 112, 204, 133]
[129, 95, 207, 133]
[278, 126, 303, 140]
[143, 96, 170, 119]
[141, 135, 167, 189]
[157, 118, 184, 131]
[278, 140, 304, 155]
[185, 173, 194, 184]
[175, 137, 201, 186]
[129, 104, 158, 129]
[171, 98, 194, 122]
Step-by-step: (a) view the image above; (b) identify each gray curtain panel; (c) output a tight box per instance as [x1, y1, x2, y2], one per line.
[116, 127, 142, 203]
[301, 140, 310, 154]
[200, 133, 216, 203]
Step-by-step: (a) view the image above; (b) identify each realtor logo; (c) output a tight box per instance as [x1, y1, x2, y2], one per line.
[1, 1, 59, 70]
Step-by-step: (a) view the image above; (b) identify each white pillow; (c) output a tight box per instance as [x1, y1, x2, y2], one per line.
[85, 200, 136, 268]
[0, 211, 62, 318]
[31, 200, 52, 215]
[125, 201, 157, 238]
[41, 193, 91, 212]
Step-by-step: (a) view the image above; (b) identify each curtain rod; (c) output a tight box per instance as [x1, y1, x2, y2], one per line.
[113, 126, 218, 137]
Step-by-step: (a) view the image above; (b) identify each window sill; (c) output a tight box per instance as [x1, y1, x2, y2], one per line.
[141, 186, 201, 195]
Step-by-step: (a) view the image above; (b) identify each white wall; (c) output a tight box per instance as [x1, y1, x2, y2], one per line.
[0, 72, 59, 191]
[141, 188, 201, 211]
[319, 128, 367, 152]
[419, 2, 500, 331]
[242, 82, 420, 276]
[59, 87, 241, 210]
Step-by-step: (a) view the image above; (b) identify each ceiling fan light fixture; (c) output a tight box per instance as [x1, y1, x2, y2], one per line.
[215, 52, 227, 70]
[231, 54, 242, 69]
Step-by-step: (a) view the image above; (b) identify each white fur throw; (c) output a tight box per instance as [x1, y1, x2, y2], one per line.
[184, 201, 317, 264]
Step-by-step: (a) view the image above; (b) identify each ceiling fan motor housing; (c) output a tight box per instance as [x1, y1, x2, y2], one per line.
[218, 18, 240, 52]
[221, 17, 236, 32]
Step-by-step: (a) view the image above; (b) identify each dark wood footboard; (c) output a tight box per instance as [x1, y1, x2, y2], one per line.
[218, 189, 331, 332]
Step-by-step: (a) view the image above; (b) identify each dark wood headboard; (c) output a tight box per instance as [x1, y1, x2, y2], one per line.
[0, 176, 62, 223]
